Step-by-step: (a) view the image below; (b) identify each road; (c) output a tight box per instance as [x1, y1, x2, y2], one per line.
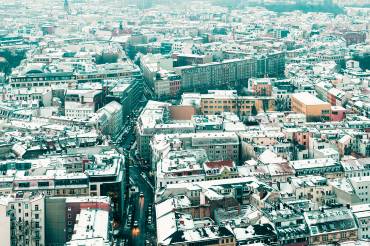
[129, 165, 154, 246]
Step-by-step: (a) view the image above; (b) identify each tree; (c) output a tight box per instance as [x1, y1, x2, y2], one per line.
[0, 57, 10, 74]
[251, 105, 258, 116]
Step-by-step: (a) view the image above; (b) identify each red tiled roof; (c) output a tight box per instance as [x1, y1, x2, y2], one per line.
[205, 160, 233, 169]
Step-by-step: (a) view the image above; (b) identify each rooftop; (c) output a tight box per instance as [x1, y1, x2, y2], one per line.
[70, 208, 109, 242]
[292, 92, 330, 106]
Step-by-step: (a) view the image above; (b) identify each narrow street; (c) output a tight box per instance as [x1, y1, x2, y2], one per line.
[129, 165, 154, 246]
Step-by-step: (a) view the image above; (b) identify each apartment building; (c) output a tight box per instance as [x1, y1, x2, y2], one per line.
[200, 90, 275, 116]
[249, 78, 273, 96]
[0, 192, 45, 246]
[156, 149, 207, 189]
[291, 92, 332, 122]
[90, 101, 123, 140]
[291, 176, 336, 209]
[105, 77, 143, 120]
[45, 196, 111, 245]
[175, 52, 285, 91]
[64, 89, 104, 119]
[9, 71, 76, 89]
[341, 158, 370, 179]
[136, 100, 195, 161]
[151, 132, 240, 169]
[349, 176, 370, 204]
[351, 204, 370, 240]
[66, 208, 111, 245]
[304, 208, 358, 245]
[0, 151, 126, 219]
[290, 158, 343, 179]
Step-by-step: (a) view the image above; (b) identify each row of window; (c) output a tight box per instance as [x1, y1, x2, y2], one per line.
[12, 76, 73, 82]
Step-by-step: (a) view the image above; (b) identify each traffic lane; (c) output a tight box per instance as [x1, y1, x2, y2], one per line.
[130, 166, 153, 201]
[130, 193, 142, 246]
[121, 130, 135, 150]
[129, 166, 154, 246]
[134, 195, 146, 246]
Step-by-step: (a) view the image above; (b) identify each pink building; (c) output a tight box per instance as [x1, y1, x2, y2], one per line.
[293, 130, 312, 149]
[330, 106, 346, 121]
[249, 78, 273, 96]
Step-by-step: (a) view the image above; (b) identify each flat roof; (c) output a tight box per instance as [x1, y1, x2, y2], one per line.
[292, 92, 330, 106]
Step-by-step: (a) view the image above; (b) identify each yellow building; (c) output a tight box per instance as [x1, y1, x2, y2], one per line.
[291, 92, 331, 122]
[200, 90, 275, 116]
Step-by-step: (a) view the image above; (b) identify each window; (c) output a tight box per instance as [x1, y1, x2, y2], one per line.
[35, 205, 39, 211]
[18, 182, 30, 188]
[38, 181, 49, 187]
[322, 110, 330, 114]
[35, 214, 39, 219]
[90, 185, 97, 191]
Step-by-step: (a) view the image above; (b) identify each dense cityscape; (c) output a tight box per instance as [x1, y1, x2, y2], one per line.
[0, 0, 369, 246]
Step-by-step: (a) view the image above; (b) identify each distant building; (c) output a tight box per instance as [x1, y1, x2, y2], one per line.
[249, 78, 273, 96]
[10, 63, 76, 89]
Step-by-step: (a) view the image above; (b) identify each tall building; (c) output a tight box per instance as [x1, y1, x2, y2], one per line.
[0, 193, 46, 246]
[175, 53, 285, 92]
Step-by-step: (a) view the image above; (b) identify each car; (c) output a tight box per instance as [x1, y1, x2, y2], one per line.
[139, 192, 144, 198]
[113, 229, 120, 236]
[133, 220, 138, 227]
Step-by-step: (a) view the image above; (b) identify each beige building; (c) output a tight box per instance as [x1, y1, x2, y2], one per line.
[200, 90, 275, 116]
[291, 92, 331, 122]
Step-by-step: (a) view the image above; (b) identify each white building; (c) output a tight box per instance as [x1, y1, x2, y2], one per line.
[89, 101, 123, 140]
[66, 208, 111, 246]
[0, 192, 45, 246]
[351, 204, 370, 241]
[156, 149, 207, 189]
[349, 176, 370, 203]
[341, 158, 370, 178]
[65, 89, 103, 119]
